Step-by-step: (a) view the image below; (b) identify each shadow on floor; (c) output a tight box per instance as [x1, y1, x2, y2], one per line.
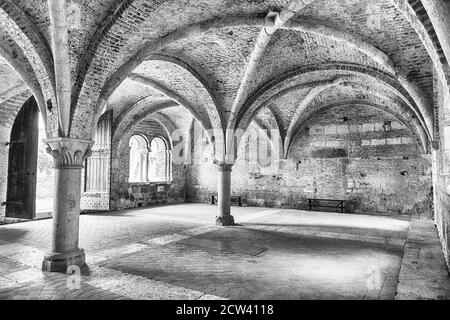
[0, 228, 29, 242]
[238, 222, 408, 239]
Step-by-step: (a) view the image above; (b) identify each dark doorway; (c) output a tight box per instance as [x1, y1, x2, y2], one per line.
[5, 97, 39, 219]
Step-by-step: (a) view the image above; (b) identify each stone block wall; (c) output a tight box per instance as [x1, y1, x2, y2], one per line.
[186, 105, 433, 217]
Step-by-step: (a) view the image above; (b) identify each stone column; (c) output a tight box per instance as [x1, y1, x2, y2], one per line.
[166, 150, 172, 181]
[215, 163, 235, 226]
[42, 137, 93, 272]
[143, 148, 149, 182]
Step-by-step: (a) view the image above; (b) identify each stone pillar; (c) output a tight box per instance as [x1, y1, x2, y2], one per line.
[431, 148, 439, 222]
[215, 163, 234, 226]
[166, 150, 172, 181]
[42, 137, 93, 272]
[143, 148, 149, 182]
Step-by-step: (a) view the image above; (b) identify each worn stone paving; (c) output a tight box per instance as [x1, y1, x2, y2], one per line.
[396, 219, 450, 300]
[0, 204, 448, 300]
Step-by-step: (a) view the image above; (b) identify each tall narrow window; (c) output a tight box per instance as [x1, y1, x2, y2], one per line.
[148, 137, 170, 182]
[129, 135, 149, 183]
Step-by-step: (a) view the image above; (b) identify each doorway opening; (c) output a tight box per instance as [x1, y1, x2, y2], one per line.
[35, 114, 54, 218]
[5, 96, 54, 220]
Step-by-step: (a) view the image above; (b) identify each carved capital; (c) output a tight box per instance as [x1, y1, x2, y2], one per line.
[213, 153, 235, 167]
[44, 137, 94, 169]
[217, 163, 233, 172]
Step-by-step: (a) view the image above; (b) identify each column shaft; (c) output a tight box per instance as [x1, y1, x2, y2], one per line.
[51, 167, 82, 252]
[216, 164, 234, 226]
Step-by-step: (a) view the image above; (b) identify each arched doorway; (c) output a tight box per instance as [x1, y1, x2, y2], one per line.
[5, 97, 39, 219]
[5, 96, 55, 220]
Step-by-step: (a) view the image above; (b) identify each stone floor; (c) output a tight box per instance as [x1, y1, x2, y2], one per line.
[0, 204, 448, 300]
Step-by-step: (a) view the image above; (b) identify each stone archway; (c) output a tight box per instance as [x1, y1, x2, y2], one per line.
[5, 96, 39, 219]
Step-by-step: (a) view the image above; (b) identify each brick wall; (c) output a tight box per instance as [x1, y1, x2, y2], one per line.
[187, 104, 433, 217]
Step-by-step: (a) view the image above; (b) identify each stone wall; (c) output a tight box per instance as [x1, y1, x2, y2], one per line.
[0, 124, 11, 219]
[187, 105, 433, 217]
[432, 68, 450, 269]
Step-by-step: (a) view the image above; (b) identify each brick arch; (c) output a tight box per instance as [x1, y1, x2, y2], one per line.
[392, 0, 450, 90]
[150, 112, 177, 150]
[0, 3, 56, 135]
[91, 15, 410, 130]
[253, 106, 284, 160]
[287, 100, 427, 158]
[80, 15, 271, 156]
[75, 15, 267, 140]
[0, 91, 32, 129]
[0, 48, 46, 119]
[149, 134, 170, 152]
[225, 14, 433, 136]
[146, 54, 225, 131]
[392, 0, 450, 145]
[129, 133, 149, 149]
[125, 127, 172, 156]
[283, 79, 430, 157]
[236, 63, 433, 142]
[114, 77, 217, 152]
[113, 98, 178, 154]
[127, 57, 224, 155]
[74, 8, 439, 140]
[113, 96, 216, 158]
[232, 104, 285, 162]
[127, 75, 211, 131]
[71, 0, 135, 115]
[117, 113, 177, 154]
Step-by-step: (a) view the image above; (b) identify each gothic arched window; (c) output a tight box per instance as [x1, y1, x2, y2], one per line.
[129, 134, 149, 183]
[148, 137, 171, 182]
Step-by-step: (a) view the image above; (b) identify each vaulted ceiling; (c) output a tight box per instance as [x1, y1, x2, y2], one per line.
[0, 0, 448, 156]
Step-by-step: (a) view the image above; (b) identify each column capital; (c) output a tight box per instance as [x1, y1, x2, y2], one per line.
[213, 151, 235, 167]
[44, 137, 94, 169]
[217, 163, 233, 172]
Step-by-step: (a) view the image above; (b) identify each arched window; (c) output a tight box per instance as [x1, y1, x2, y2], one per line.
[129, 135, 149, 183]
[148, 137, 171, 182]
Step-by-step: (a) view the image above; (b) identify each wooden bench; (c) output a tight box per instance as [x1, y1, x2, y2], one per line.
[211, 195, 242, 206]
[308, 198, 346, 213]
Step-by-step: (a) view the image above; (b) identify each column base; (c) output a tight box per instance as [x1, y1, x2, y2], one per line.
[215, 215, 235, 226]
[42, 248, 86, 272]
